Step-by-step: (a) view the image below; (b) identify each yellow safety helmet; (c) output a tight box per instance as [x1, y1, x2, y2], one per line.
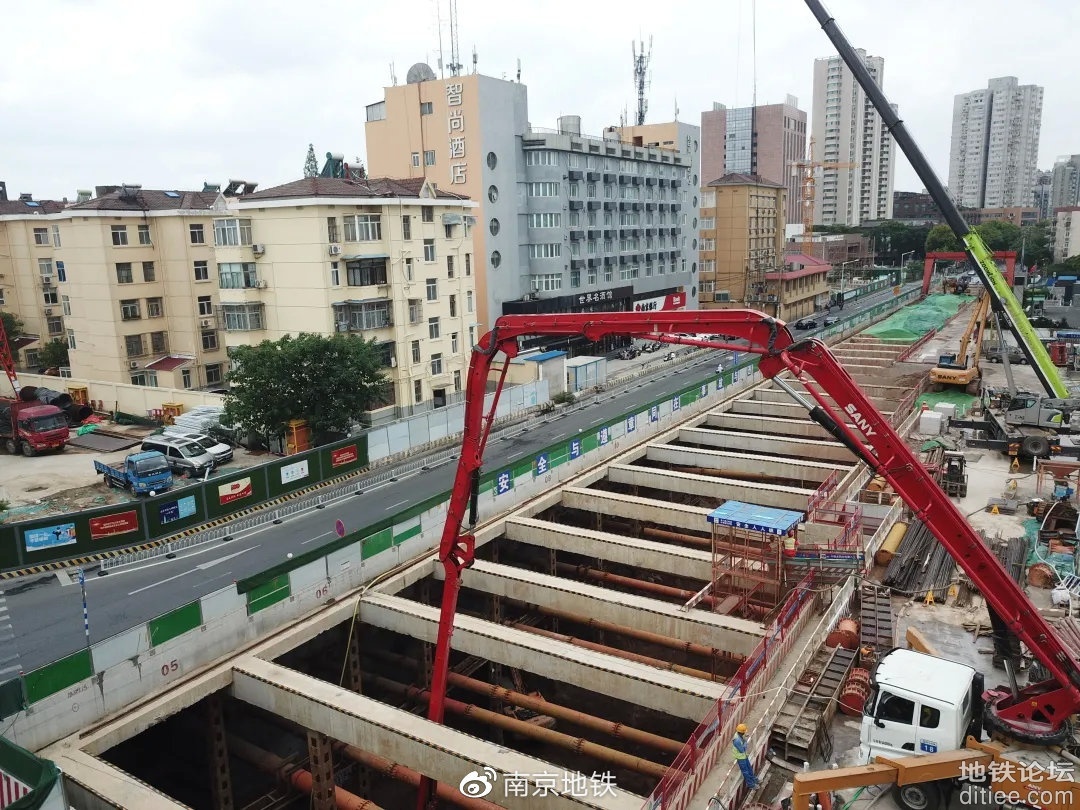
[736, 723, 748, 734]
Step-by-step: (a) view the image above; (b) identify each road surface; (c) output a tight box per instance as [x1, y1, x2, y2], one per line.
[1, 284, 916, 672]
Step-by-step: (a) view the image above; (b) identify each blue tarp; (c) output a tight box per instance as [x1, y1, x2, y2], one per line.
[707, 501, 804, 535]
[523, 351, 567, 362]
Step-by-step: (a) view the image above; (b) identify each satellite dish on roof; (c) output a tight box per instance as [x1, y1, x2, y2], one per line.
[406, 63, 437, 84]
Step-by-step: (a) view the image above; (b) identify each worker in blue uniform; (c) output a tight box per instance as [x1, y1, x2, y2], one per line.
[732, 723, 759, 789]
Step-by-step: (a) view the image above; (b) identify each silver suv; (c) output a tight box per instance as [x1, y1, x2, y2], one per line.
[141, 435, 216, 477]
[162, 428, 233, 465]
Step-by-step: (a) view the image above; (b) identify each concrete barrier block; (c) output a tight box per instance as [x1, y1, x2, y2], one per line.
[288, 559, 327, 597]
[91, 625, 150, 673]
[201, 586, 245, 623]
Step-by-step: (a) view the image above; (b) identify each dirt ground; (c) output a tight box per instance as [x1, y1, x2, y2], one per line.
[0, 425, 270, 520]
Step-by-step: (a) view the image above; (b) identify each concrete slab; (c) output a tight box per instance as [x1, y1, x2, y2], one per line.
[232, 657, 642, 810]
[727, 398, 895, 420]
[360, 593, 723, 720]
[643, 443, 842, 484]
[438, 558, 763, 654]
[605, 464, 815, 511]
[676, 428, 854, 465]
[51, 749, 190, 809]
[703, 412, 834, 440]
[560, 487, 714, 533]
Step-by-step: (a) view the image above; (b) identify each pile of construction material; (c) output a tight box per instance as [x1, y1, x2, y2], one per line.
[882, 519, 956, 602]
[171, 405, 228, 434]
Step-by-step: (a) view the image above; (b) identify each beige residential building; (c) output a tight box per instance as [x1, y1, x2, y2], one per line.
[223, 176, 477, 414]
[1, 185, 229, 389]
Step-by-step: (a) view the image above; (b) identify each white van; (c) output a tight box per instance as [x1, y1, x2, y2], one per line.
[162, 428, 234, 465]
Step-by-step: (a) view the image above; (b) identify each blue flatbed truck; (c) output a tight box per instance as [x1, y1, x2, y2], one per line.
[94, 451, 173, 495]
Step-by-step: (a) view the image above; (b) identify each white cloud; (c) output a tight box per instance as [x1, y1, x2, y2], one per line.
[3, 0, 1077, 202]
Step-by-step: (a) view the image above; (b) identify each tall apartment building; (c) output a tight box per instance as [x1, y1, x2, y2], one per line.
[1052, 207, 1080, 264]
[364, 67, 697, 350]
[221, 176, 477, 413]
[948, 77, 1043, 209]
[1051, 155, 1080, 210]
[0, 184, 230, 389]
[811, 49, 896, 226]
[700, 97, 807, 224]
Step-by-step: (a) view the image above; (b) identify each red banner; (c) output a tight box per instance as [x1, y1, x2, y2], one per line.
[632, 292, 686, 312]
[218, 477, 253, 505]
[89, 510, 139, 540]
[331, 445, 358, 468]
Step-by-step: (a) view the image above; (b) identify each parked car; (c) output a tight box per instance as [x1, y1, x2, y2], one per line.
[823, 316, 840, 327]
[162, 428, 234, 465]
[793, 318, 819, 330]
[141, 435, 216, 477]
[983, 345, 1026, 364]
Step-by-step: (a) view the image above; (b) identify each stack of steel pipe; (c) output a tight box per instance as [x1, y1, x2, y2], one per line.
[881, 519, 956, 602]
[993, 535, 1027, 586]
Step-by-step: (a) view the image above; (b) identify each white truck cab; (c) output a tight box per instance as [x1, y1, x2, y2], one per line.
[861, 649, 979, 763]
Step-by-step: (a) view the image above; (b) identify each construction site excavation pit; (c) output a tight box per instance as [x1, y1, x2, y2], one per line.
[59, 312, 943, 810]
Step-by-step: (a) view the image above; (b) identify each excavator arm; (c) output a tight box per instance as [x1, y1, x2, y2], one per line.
[416, 310, 1080, 809]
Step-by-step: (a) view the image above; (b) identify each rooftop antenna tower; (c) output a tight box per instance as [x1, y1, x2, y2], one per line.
[633, 36, 653, 126]
[472, 46, 478, 74]
[447, 0, 463, 76]
[516, 58, 521, 82]
[752, 0, 758, 106]
[390, 62, 398, 86]
[435, 0, 445, 77]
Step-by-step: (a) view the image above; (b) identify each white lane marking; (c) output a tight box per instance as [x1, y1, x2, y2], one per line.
[301, 531, 335, 546]
[384, 499, 408, 511]
[127, 547, 259, 596]
[127, 569, 195, 596]
[196, 547, 258, 571]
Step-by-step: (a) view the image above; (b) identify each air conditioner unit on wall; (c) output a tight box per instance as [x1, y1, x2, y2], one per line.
[43, 307, 53, 315]
[129, 361, 139, 369]
[329, 244, 342, 255]
[252, 243, 266, 255]
[200, 318, 213, 328]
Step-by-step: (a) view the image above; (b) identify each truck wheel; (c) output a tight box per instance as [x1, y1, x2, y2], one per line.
[3, 440, 15, 454]
[1021, 436, 1051, 458]
[21, 443, 36, 458]
[893, 781, 941, 810]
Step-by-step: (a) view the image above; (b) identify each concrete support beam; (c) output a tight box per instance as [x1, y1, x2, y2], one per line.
[703, 412, 836, 441]
[749, 389, 894, 415]
[232, 657, 642, 810]
[52, 749, 191, 809]
[435, 558, 762, 655]
[644, 444, 841, 484]
[561, 487, 713, 533]
[780, 380, 907, 401]
[727, 399, 841, 420]
[504, 516, 711, 579]
[677, 428, 855, 465]
[605, 464, 815, 512]
[360, 593, 721, 720]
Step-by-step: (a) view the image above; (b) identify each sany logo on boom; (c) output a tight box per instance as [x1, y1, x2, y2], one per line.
[844, 403, 877, 438]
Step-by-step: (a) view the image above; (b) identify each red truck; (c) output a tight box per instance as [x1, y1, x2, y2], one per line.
[0, 397, 69, 456]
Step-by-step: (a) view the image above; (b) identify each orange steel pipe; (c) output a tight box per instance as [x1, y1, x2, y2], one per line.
[340, 746, 501, 810]
[509, 622, 726, 682]
[367, 674, 672, 779]
[228, 735, 382, 810]
[531, 605, 745, 664]
[369, 650, 684, 755]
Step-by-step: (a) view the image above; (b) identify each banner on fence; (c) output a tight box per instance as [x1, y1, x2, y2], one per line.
[88, 511, 139, 540]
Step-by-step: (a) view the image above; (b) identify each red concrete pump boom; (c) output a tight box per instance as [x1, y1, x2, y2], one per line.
[416, 311, 1080, 809]
[0, 314, 21, 396]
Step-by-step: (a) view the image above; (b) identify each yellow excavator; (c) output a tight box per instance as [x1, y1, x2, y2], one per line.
[929, 293, 989, 394]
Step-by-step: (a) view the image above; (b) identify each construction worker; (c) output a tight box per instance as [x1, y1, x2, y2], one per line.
[732, 723, 759, 789]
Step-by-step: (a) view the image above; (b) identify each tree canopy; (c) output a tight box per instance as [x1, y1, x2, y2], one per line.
[223, 333, 389, 437]
[0, 312, 24, 340]
[38, 339, 69, 369]
[924, 219, 1053, 267]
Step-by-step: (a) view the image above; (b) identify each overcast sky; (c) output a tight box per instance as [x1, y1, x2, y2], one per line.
[4, 0, 1077, 204]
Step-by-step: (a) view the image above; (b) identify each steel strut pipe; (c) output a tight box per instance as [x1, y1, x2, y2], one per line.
[227, 735, 382, 810]
[509, 622, 726, 683]
[669, 465, 789, 484]
[555, 562, 773, 619]
[366, 673, 673, 779]
[368, 650, 684, 755]
[530, 605, 745, 665]
[339, 746, 501, 810]
[642, 526, 774, 559]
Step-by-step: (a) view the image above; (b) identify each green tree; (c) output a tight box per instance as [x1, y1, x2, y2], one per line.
[223, 333, 389, 437]
[973, 220, 1021, 252]
[1017, 221, 1053, 267]
[303, 144, 318, 179]
[38, 339, 69, 368]
[874, 221, 931, 263]
[925, 224, 960, 253]
[0, 312, 25, 364]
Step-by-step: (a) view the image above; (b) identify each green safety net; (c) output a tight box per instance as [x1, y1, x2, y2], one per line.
[864, 294, 972, 342]
[915, 390, 979, 418]
[1024, 518, 1075, 581]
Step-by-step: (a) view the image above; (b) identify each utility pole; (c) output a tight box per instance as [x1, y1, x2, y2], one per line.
[77, 567, 89, 651]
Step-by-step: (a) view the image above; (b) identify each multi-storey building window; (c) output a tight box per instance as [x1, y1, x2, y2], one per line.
[345, 258, 388, 286]
[408, 299, 422, 324]
[345, 301, 391, 330]
[46, 317, 63, 336]
[343, 215, 381, 242]
[213, 218, 253, 246]
[194, 260, 209, 281]
[464, 253, 471, 275]
[447, 255, 455, 278]
[189, 224, 205, 244]
[147, 297, 164, 318]
[701, 238, 716, 252]
[111, 225, 128, 246]
[411, 340, 421, 363]
[51, 224, 61, 247]
[66, 328, 76, 350]
[424, 150, 436, 166]
[421, 206, 434, 223]
[426, 278, 438, 301]
[587, 268, 597, 285]
[453, 370, 462, 392]
[528, 243, 561, 259]
[451, 332, 459, 353]
[466, 291, 474, 313]
[38, 258, 53, 277]
[61, 295, 71, 316]
[404, 257, 414, 281]
[448, 294, 457, 317]
[428, 317, 440, 339]
[423, 239, 436, 262]
[120, 300, 141, 320]
[138, 224, 152, 245]
[570, 270, 581, 287]
[535, 273, 562, 291]
[221, 304, 265, 331]
[401, 215, 411, 240]
[150, 331, 168, 354]
[327, 217, 339, 243]
[527, 182, 560, 197]
[197, 296, 213, 316]
[430, 353, 443, 375]
[142, 261, 156, 282]
[33, 227, 49, 246]
[525, 151, 559, 166]
[116, 263, 133, 284]
[42, 288, 58, 305]
[699, 217, 715, 230]
[125, 334, 145, 357]
[205, 364, 223, 385]
[330, 261, 340, 286]
[414, 380, 423, 403]
[528, 213, 561, 228]
[201, 331, 218, 351]
[218, 262, 259, 289]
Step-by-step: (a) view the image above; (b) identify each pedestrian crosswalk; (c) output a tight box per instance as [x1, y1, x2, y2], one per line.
[0, 592, 21, 681]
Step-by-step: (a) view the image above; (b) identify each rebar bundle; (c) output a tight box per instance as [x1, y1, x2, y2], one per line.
[882, 519, 956, 601]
